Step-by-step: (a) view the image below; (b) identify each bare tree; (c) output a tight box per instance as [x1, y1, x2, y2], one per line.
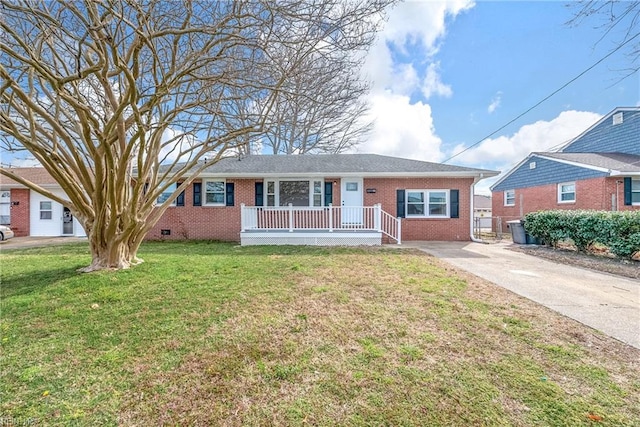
[0, 0, 391, 271]
[568, 1, 640, 77]
[259, 44, 373, 155]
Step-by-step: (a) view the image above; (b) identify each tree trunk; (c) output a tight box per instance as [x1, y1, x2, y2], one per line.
[79, 233, 144, 272]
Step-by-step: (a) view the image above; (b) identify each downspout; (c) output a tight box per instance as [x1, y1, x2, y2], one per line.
[470, 175, 483, 243]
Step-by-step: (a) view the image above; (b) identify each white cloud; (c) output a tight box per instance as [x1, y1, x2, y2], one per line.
[422, 62, 453, 99]
[364, 0, 474, 96]
[359, 1, 474, 161]
[388, 63, 420, 96]
[450, 110, 603, 194]
[158, 127, 197, 164]
[487, 91, 502, 114]
[354, 92, 444, 162]
[380, 0, 475, 52]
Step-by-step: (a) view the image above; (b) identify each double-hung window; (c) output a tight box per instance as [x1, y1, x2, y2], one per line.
[0, 191, 10, 225]
[40, 201, 52, 220]
[406, 190, 449, 218]
[632, 179, 640, 205]
[157, 182, 177, 205]
[266, 181, 276, 206]
[558, 182, 575, 203]
[504, 190, 515, 206]
[204, 180, 226, 206]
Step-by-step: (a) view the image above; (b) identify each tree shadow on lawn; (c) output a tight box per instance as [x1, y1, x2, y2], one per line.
[1, 265, 85, 299]
[1, 245, 91, 298]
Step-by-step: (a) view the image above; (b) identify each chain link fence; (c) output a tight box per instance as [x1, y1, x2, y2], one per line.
[473, 216, 523, 242]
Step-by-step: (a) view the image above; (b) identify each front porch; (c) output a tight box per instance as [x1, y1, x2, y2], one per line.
[240, 204, 401, 246]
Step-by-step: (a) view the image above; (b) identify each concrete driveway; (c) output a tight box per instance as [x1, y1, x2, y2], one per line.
[405, 241, 640, 349]
[0, 236, 87, 250]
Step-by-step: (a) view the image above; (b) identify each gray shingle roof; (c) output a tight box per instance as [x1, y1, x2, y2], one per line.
[193, 154, 498, 177]
[537, 152, 640, 173]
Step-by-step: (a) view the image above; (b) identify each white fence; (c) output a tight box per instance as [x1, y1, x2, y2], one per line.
[241, 203, 401, 244]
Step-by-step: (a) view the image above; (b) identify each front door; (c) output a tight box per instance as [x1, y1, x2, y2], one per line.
[62, 207, 74, 235]
[341, 178, 363, 225]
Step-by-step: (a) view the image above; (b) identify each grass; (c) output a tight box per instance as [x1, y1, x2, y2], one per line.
[1, 241, 639, 426]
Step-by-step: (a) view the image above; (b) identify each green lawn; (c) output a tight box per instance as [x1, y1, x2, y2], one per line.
[1, 242, 639, 426]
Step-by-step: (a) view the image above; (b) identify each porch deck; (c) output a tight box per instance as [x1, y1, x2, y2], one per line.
[240, 204, 401, 246]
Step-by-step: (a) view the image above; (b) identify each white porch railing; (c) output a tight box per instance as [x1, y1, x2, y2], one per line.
[241, 203, 401, 244]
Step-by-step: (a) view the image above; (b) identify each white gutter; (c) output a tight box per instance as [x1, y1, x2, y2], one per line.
[470, 176, 483, 243]
[196, 171, 500, 179]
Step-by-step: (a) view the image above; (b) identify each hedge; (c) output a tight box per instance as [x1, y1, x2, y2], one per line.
[523, 210, 640, 260]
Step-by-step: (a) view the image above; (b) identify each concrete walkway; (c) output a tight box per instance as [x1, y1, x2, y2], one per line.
[404, 241, 640, 349]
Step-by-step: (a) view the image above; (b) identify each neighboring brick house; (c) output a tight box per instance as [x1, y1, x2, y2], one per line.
[491, 107, 640, 229]
[0, 168, 87, 238]
[1, 154, 498, 244]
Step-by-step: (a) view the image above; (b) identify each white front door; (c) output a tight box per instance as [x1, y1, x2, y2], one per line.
[341, 178, 363, 225]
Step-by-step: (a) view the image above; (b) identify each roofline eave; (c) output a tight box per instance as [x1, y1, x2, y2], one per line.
[534, 154, 612, 174]
[194, 171, 500, 179]
[610, 171, 640, 177]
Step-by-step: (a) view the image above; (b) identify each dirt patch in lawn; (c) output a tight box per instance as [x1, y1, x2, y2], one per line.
[509, 245, 639, 280]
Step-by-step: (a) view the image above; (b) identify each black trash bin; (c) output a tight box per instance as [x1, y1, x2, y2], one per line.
[507, 220, 526, 244]
[525, 233, 541, 245]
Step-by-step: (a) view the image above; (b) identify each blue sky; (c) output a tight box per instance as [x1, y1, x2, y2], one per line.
[4, 1, 638, 196]
[356, 0, 640, 194]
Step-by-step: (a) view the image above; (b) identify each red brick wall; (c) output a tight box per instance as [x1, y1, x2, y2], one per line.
[491, 176, 639, 231]
[147, 179, 254, 241]
[605, 178, 639, 212]
[147, 177, 475, 242]
[364, 177, 474, 241]
[10, 189, 30, 237]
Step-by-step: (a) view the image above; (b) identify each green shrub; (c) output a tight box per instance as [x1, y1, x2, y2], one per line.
[524, 210, 640, 260]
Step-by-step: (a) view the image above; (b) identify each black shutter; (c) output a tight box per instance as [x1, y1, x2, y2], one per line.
[255, 182, 264, 206]
[450, 189, 459, 218]
[324, 181, 333, 206]
[176, 182, 185, 207]
[193, 182, 201, 206]
[624, 177, 632, 206]
[396, 189, 405, 218]
[226, 182, 235, 206]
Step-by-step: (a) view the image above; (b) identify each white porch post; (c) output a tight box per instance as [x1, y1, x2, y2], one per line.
[288, 203, 293, 232]
[328, 203, 333, 232]
[241, 203, 246, 232]
[397, 217, 402, 245]
[375, 203, 382, 232]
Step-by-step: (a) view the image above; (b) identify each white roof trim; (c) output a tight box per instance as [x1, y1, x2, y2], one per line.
[0, 183, 61, 190]
[489, 154, 535, 191]
[611, 171, 640, 177]
[197, 171, 499, 179]
[534, 154, 612, 173]
[489, 153, 615, 192]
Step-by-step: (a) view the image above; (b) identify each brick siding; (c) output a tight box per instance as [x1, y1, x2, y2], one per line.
[491, 176, 639, 231]
[9, 188, 30, 237]
[148, 177, 475, 242]
[364, 177, 474, 241]
[148, 179, 253, 241]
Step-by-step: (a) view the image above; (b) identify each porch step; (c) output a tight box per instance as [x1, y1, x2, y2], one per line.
[241, 230, 382, 246]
